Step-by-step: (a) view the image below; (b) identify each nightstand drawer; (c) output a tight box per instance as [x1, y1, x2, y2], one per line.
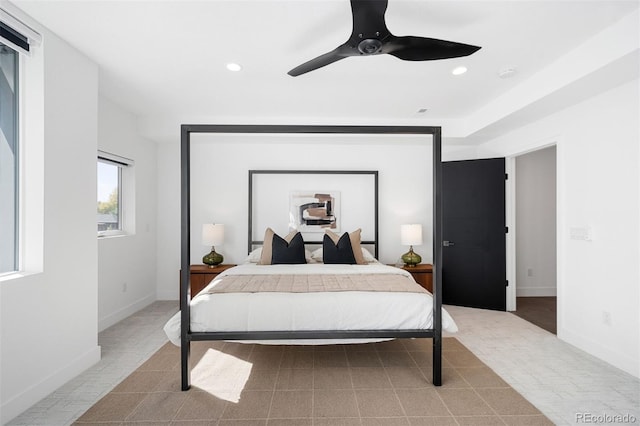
[181, 264, 236, 297]
[389, 263, 433, 293]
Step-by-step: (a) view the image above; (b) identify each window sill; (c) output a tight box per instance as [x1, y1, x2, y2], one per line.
[0, 270, 42, 283]
[98, 232, 133, 240]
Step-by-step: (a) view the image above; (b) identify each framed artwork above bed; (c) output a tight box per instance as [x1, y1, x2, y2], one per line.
[289, 190, 340, 233]
[248, 170, 378, 257]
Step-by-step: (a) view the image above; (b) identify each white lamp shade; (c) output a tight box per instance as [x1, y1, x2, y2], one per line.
[202, 224, 224, 246]
[401, 224, 423, 246]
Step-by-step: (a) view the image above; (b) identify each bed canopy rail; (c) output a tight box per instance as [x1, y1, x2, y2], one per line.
[180, 124, 443, 391]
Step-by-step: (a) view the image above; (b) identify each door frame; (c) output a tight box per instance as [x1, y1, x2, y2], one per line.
[504, 140, 559, 312]
[506, 157, 517, 311]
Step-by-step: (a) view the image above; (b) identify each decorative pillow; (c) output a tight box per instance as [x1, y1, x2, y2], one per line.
[272, 231, 307, 264]
[258, 228, 307, 265]
[322, 232, 356, 264]
[325, 228, 366, 265]
[247, 246, 312, 263]
[311, 246, 376, 263]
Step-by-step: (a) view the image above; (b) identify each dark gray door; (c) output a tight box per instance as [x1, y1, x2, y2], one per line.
[442, 158, 506, 311]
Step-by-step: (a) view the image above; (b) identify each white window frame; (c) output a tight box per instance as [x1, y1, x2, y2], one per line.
[97, 150, 134, 238]
[0, 6, 45, 282]
[0, 41, 19, 275]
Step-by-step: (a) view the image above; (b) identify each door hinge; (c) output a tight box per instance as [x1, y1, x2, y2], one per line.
[505, 173, 509, 180]
[505, 226, 509, 233]
[506, 280, 509, 287]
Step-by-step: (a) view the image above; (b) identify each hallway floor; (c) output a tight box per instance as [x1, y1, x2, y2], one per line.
[512, 296, 557, 334]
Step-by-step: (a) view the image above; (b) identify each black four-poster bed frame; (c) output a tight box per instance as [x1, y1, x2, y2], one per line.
[180, 124, 443, 391]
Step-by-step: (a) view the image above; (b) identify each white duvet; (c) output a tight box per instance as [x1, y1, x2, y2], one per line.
[163, 263, 458, 346]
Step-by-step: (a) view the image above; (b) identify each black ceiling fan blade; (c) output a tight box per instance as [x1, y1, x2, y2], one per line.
[385, 36, 481, 61]
[288, 45, 353, 77]
[287, 1, 481, 76]
[350, 0, 389, 38]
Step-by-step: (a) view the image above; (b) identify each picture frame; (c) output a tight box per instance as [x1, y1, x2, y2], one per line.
[289, 190, 340, 233]
[248, 170, 378, 248]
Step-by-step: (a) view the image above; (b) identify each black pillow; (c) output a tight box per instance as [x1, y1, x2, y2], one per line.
[271, 231, 307, 264]
[323, 232, 356, 264]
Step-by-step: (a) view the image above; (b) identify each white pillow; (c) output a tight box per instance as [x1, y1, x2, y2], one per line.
[311, 247, 323, 262]
[361, 248, 377, 263]
[245, 247, 263, 263]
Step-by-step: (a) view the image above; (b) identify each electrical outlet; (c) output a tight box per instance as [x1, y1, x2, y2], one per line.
[527, 268, 533, 277]
[122, 282, 128, 293]
[602, 311, 611, 326]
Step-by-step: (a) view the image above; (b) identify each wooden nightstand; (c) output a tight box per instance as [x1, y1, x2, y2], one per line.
[183, 264, 236, 297]
[391, 263, 433, 293]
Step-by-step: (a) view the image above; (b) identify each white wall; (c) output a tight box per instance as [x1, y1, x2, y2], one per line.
[0, 17, 101, 423]
[476, 79, 640, 377]
[515, 146, 557, 297]
[157, 134, 434, 300]
[156, 140, 181, 300]
[97, 96, 158, 331]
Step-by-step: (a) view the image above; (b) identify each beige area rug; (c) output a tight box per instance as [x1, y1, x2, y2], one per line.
[74, 337, 552, 425]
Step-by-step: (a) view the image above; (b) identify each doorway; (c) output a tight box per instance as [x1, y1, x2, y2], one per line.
[512, 146, 557, 334]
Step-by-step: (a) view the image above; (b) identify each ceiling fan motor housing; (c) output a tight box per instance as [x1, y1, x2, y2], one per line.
[357, 38, 383, 54]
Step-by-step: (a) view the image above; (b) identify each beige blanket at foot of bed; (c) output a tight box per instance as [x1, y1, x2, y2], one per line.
[203, 273, 428, 295]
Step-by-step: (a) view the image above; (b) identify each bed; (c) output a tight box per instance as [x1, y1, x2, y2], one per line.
[176, 124, 445, 391]
[164, 261, 458, 347]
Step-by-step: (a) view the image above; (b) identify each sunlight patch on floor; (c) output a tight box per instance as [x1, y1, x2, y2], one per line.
[191, 348, 253, 403]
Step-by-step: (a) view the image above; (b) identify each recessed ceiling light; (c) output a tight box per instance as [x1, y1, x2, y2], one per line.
[226, 63, 242, 72]
[452, 66, 467, 76]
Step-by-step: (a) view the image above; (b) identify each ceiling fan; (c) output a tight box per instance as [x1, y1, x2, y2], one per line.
[288, 0, 481, 77]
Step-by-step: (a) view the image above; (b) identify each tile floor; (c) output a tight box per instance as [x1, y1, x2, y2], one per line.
[448, 305, 640, 425]
[6, 301, 640, 425]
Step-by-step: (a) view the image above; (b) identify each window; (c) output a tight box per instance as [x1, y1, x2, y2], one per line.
[0, 41, 18, 274]
[97, 151, 133, 236]
[97, 160, 121, 233]
[0, 10, 43, 277]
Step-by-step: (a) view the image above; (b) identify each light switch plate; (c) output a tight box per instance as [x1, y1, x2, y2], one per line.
[569, 226, 592, 241]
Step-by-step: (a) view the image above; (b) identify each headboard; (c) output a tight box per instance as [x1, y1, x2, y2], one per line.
[248, 170, 379, 258]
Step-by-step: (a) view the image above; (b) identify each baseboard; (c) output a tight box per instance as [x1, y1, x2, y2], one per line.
[516, 286, 557, 297]
[558, 327, 639, 379]
[98, 293, 156, 332]
[1, 345, 101, 424]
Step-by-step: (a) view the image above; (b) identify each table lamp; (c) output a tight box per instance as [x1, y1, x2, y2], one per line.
[401, 224, 422, 267]
[202, 223, 224, 267]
